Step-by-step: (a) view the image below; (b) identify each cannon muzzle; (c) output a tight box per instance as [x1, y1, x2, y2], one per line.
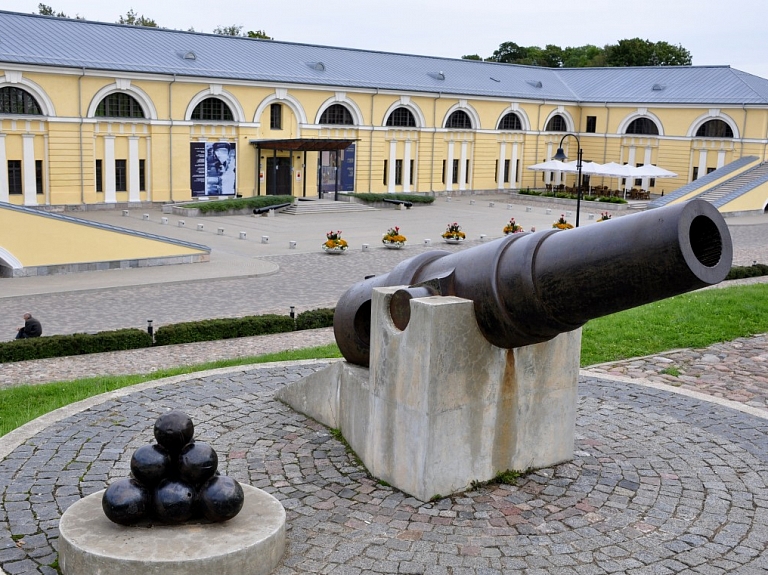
[334, 200, 733, 366]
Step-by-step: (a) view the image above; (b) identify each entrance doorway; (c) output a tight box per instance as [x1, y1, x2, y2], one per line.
[265, 157, 291, 195]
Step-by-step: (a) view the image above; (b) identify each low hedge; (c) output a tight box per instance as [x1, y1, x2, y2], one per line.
[0, 329, 153, 363]
[343, 193, 434, 204]
[177, 195, 294, 214]
[295, 308, 335, 330]
[726, 263, 768, 280]
[153, 314, 296, 346]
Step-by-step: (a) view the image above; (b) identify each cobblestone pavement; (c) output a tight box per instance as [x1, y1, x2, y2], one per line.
[0, 361, 766, 575]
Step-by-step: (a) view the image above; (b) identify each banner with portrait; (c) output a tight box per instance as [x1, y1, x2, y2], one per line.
[190, 142, 237, 197]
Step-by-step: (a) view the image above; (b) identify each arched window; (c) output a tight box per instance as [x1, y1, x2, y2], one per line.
[191, 98, 234, 121]
[0, 87, 42, 115]
[445, 110, 472, 129]
[319, 104, 354, 125]
[498, 113, 522, 130]
[386, 107, 416, 127]
[95, 93, 145, 118]
[625, 117, 659, 135]
[545, 115, 567, 132]
[696, 119, 733, 138]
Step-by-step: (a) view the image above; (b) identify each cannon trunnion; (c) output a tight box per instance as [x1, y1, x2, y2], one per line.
[334, 200, 733, 366]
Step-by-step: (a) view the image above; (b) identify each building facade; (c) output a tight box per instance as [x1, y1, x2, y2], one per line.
[2, 11, 768, 211]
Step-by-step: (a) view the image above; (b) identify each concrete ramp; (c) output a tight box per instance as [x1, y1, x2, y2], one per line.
[0, 203, 210, 277]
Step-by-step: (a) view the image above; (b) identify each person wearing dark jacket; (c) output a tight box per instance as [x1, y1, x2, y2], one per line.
[16, 313, 42, 339]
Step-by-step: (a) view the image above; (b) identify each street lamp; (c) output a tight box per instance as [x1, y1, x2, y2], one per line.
[553, 134, 583, 228]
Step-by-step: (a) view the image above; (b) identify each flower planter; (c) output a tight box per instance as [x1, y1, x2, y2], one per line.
[382, 241, 405, 249]
[322, 245, 347, 254]
[443, 238, 464, 245]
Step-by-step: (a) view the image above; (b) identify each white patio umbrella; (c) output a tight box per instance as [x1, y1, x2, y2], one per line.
[527, 159, 569, 172]
[630, 164, 678, 178]
[562, 160, 605, 175]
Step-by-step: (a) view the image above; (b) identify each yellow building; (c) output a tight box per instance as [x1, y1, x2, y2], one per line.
[1, 10, 767, 214]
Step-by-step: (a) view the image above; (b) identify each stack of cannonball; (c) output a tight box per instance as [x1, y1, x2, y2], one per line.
[102, 410, 244, 525]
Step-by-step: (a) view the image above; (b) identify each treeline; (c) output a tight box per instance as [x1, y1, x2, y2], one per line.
[462, 38, 692, 68]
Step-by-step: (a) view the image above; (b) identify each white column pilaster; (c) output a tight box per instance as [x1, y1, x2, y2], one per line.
[698, 150, 708, 179]
[104, 136, 116, 203]
[0, 134, 7, 202]
[511, 143, 519, 189]
[717, 150, 726, 169]
[446, 141, 454, 191]
[642, 147, 652, 190]
[626, 146, 637, 191]
[128, 137, 140, 202]
[497, 142, 506, 190]
[458, 141, 467, 191]
[22, 134, 36, 206]
[403, 140, 412, 193]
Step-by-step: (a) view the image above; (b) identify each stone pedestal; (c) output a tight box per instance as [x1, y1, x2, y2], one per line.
[278, 288, 581, 501]
[58, 484, 285, 575]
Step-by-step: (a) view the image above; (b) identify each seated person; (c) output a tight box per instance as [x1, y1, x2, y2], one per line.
[16, 313, 42, 339]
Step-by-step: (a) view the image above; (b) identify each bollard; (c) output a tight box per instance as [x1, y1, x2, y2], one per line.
[507, 204, 513, 210]
[424, 239, 431, 245]
[122, 210, 129, 216]
[546, 208, 552, 215]
[289, 240, 297, 249]
[178, 220, 185, 227]
[197, 223, 204, 231]
[469, 199, 475, 205]
[362, 244, 369, 251]
[489, 202, 495, 207]
[142, 213, 149, 220]
[217, 227, 224, 235]
[480, 234, 487, 241]
[446, 197, 451, 202]
[239, 231, 247, 240]
[589, 213, 595, 220]
[525, 206, 532, 212]
[161, 217, 168, 224]
[261, 235, 269, 244]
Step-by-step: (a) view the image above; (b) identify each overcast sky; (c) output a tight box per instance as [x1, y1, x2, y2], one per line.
[11, 0, 768, 79]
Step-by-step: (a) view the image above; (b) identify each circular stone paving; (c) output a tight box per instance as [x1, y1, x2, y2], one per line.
[0, 362, 766, 574]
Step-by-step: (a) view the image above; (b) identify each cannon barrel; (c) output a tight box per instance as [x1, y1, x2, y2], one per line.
[333, 200, 733, 367]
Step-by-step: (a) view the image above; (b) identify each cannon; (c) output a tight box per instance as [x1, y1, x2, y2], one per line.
[334, 199, 733, 366]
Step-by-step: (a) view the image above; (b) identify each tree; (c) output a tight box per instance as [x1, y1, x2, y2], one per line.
[605, 38, 691, 67]
[118, 9, 158, 27]
[461, 54, 482, 61]
[561, 45, 605, 68]
[36, 3, 83, 18]
[213, 25, 272, 39]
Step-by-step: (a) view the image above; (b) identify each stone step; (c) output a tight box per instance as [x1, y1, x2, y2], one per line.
[281, 200, 378, 215]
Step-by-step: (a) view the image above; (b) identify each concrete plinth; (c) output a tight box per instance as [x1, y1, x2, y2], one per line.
[58, 484, 285, 575]
[278, 287, 581, 502]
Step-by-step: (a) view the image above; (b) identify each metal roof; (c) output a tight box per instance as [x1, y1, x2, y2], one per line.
[2, 11, 768, 105]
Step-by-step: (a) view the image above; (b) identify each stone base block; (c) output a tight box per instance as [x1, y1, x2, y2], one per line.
[59, 484, 285, 575]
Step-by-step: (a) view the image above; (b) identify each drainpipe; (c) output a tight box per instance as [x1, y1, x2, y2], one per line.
[168, 74, 176, 203]
[368, 88, 378, 192]
[430, 93, 441, 194]
[78, 67, 85, 204]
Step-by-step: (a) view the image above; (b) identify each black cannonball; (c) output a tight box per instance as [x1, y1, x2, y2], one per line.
[199, 475, 244, 522]
[131, 444, 172, 486]
[179, 441, 218, 485]
[153, 478, 195, 523]
[153, 410, 194, 454]
[102, 477, 150, 525]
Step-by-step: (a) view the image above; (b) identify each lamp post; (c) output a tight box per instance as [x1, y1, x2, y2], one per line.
[553, 134, 583, 228]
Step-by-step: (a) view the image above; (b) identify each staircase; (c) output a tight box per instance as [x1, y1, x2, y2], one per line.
[280, 198, 379, 215]
[696, 162, 768, 208]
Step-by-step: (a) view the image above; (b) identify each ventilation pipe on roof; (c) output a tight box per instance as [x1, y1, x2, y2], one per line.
[527, 80, 543, 88]
[652, 84, 665, 91]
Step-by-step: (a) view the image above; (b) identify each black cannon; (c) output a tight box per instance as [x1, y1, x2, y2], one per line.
[382, 198, 413, 209]
[334, 200, 733, 366]
[253, 203, 291, 214]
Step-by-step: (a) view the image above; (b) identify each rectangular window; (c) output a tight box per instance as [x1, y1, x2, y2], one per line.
[515, 159, 520, 183]
[270, 103, 282, 130]
[8, 160, 21, 195]
[395, 159, 403, 186]
[139, 159, 146, 191]
[452, 159, 459, 184]
[465, 159, 470, 183]
[707, 167, 716, 174]
[504, 160, 511, 183]
[692, 167, 699, 180]
[115, 159, 127, 192]
[409, 159, 414, 185]
[441, 160, 445, 184]
[586, 116, 597, 133]
[383, 160, 388, 185]
[95, 159, 103, 192]
[35, 160, 43, 194]
[634, 164, 643, 187]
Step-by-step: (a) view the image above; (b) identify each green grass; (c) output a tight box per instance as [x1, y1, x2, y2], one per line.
[581, 283, 768, 366]
[0, 283, 766, 437]
[0, 344, 341, 437]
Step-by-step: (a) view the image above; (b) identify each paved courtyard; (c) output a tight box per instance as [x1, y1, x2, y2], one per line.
[0, 196, 766, 574]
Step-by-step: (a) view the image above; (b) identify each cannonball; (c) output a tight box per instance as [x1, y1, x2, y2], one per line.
[130, 444, 172, 486]
[199, 475, 244, 522]
[102, 477, 150, 525]
[179, 441, 218, 485]
[153, 478, 195, 523]
[153, 410, 194, 454]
